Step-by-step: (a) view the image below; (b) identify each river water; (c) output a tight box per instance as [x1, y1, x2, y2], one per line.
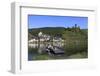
[28, 40, 87, 60]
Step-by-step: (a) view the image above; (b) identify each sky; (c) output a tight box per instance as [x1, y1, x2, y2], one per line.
[28, 15, 88, 29]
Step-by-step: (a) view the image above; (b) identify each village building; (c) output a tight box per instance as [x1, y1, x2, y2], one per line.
[53, 37, 64, 42]
[28, 36, 38, 43]
[28, 31, 64, 43]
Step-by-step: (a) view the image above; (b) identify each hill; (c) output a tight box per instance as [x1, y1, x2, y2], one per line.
[29, 27, 66, 37]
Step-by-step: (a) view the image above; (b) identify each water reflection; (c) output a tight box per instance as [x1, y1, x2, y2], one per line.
[28, 42, 66, 60]
[28, 40, 88, 60]
[29, 42, 64, 48]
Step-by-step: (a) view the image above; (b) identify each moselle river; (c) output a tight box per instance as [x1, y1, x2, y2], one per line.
[28, 41, 87, 61]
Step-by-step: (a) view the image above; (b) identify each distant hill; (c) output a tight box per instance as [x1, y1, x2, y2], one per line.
[28, 27, 88, 40]
[39, 27, 66, 29]
[28, 27, 66, 36]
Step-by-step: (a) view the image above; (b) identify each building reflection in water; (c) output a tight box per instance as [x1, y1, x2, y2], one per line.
[28, 42, 65, 54]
